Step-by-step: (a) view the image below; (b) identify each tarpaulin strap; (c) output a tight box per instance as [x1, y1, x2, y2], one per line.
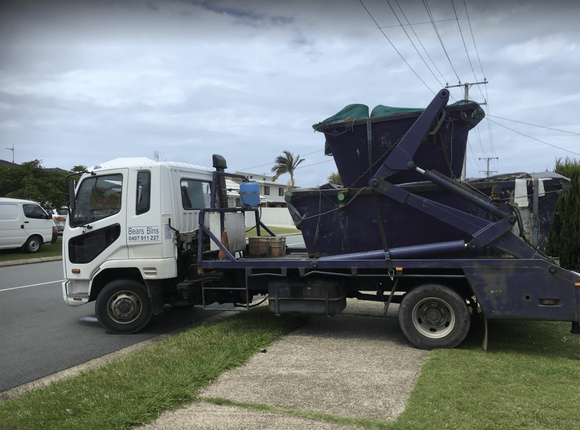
[367, 118, 373, 169]
[383, 277, 400, 317]
[372, 190, 394, 279]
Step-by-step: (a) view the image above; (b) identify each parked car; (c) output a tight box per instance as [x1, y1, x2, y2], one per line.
[0, 197, 58, 253]
[50, 207, 68, 232]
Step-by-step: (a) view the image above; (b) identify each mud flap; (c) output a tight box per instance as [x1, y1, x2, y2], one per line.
[144, 280, 166, 315]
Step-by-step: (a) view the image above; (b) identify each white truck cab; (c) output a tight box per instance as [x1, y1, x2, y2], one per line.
[62, 157, 227, 333]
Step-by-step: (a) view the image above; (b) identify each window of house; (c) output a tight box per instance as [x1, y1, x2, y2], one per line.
[264, 186, 270, 196]
[278, 187, 284, 197]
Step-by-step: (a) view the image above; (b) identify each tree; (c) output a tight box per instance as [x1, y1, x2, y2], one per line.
[71, 165, 88, 174]
[0, 159, 72, 210]
[271, 150, 304, 188]
[546, 158, 580, 270]
[327, 172, 343, 186]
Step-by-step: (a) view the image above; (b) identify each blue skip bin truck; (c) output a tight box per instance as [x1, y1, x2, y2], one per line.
[62, 89, 580, 349]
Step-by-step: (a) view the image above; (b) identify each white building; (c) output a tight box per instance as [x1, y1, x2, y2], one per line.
[230, 171, 288, 208]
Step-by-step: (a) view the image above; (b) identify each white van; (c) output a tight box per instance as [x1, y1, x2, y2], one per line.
[0, 197, 58, 253]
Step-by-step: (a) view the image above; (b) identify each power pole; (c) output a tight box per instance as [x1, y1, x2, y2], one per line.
[479, 157, 498, 177]
[445, 80, 488, 101]
[446, 81, 488, 181]
[5, 144, 14, 163]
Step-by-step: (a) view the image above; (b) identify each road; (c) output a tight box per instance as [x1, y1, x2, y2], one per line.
[0, 260, 221, 393]
[0, 234, 305, 394]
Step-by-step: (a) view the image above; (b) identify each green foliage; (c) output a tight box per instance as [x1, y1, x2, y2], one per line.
[546, 158, 580, 270]
[0, 159, 84, 210]
[271, 150, 304, 188]
[393, 319, 580, 430]
[327, 172, 342, 186]
[0, 237, 62, 261]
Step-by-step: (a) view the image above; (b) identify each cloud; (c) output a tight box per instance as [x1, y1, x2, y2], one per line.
[0, 0, 579, 186]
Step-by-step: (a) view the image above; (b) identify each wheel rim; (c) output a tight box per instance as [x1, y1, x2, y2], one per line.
[29, 240, 40, 252]
[106, 290, 143, 324]
[411, 297, 455, 339]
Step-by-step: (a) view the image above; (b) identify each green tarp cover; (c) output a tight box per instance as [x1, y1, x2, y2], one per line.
[318, 104, 370, 123]
[315, 100, 484, 130]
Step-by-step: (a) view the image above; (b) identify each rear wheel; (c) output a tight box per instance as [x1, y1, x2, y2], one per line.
[96, 280, 152, 333]
[24, 235, 42, 253]
[399, 284, 470, 349]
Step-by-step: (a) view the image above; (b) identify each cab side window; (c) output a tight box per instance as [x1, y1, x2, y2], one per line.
[180, 179, 211, 210]
[136, 171, 151, 215]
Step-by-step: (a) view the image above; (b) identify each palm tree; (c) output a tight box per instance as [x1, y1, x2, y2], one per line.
[271, 150, 305, 188]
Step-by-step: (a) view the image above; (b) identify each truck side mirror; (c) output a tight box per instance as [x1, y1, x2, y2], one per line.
[68, 178, 77, 211]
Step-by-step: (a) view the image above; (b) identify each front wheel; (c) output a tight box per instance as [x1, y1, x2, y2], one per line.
[24, 235, 42, 253]
[96, 280, 152, 334]
[399, 284, 470, 350]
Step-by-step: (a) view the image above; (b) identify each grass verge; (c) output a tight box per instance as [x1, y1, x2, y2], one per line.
[0, 237, 62, 262]
[202, 319, 580, 430]
[1, 308, 578, 430]
[0, 308, 306, 430]
[390, 319, 580, 430]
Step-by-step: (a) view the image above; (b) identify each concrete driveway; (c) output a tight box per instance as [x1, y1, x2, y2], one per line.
[143, 300, 429, 429]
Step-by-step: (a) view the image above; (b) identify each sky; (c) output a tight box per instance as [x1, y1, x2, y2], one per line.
[1, 0, 579, 188]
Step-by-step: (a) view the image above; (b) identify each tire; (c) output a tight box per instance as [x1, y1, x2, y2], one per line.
[95, 280, 152, 334]
[399, 284, 470, 350]
[24, 235, 42, 253]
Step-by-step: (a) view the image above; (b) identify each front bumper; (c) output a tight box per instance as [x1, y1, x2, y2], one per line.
[62, 280, 90, 306]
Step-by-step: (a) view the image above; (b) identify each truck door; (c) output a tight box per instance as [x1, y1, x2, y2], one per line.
[65, 169, 128, 270]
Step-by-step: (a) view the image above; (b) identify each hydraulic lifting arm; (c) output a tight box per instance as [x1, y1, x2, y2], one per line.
[368, 89, 540, 259]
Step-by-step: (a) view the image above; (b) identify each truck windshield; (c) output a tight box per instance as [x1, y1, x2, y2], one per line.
[72, 174, 123, 226]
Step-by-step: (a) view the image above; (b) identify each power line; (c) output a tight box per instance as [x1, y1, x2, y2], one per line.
[451, 0, 478, 83]
[466, 141, 484, 172]
[489, 115, 580, 136]
[378, 18, 456, 28]
[237, 149, 323, 172]
[460, 0, 496, 161]
[387, 0, 445, 88]
[358, 0, 435, 94]
[295, 159, 334, 170]
[462, 0, 486, 81]
[471, 121, 490, 159]
[488, 118, 580, 157]
[422, 0, 461, 83]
